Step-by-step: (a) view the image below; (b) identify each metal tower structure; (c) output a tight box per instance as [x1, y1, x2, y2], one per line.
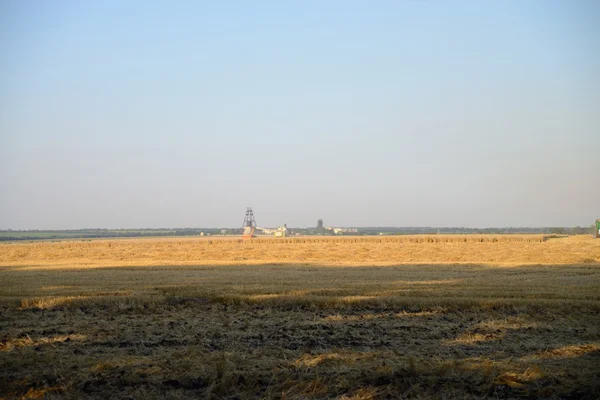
[242, 207, 257, 239]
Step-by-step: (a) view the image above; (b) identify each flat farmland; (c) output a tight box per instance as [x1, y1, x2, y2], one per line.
[1, 235, 599, 399]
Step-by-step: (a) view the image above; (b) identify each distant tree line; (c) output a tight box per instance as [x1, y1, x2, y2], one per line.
[0, 228, 222, 241]
[0, 225, 596, 241]
[355, 226, 596, 236]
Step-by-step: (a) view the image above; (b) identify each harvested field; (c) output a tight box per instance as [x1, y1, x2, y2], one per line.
[1, 235, 599, 399]
[1, 234, 599, 269]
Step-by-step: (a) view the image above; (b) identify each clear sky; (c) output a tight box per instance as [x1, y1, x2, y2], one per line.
[1, 1, 598, 229]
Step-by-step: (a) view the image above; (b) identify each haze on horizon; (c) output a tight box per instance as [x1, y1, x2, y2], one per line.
[1, 1, 599, 230]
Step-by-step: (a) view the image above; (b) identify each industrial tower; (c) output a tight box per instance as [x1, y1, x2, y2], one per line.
[242, 207, 257, 239]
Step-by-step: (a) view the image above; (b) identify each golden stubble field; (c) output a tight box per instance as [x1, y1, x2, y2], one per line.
[2, 234, 599, 269]
[1, 235, 599, 399]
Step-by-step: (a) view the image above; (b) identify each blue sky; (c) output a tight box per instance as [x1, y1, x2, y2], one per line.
[1, 1, 599, 229]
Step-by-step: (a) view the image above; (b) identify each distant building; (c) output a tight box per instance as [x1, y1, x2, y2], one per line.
[315, 219, 327, 234]
[326, 227, 358, 235]
[258, 225, 291, 237]
[274, 224, 290, 237]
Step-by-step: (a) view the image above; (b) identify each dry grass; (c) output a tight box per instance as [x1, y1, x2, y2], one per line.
[0, 235, 599, 399]
[1, 234, 599, 269]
